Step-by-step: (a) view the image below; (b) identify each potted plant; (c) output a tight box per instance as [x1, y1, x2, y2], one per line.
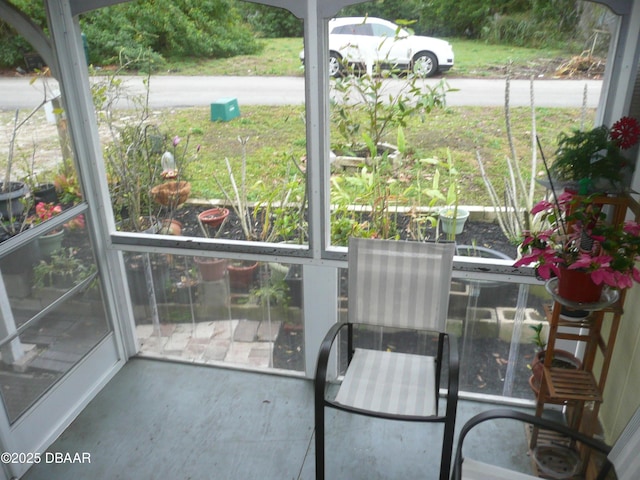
[528, 323, 581, 398]
[194, 205, 229, 282]
[29, 201, 64, 258]
[150, 135, 195, 235]
[548, 116, 640, 193]
[34, 247, 95, 289]
[1, 109, 30, 223]
[438, 206, 470, 236]
[436, 149, 469, 238]
[197, 207, 230, 234]
[514, 191, 640, 303]
[211, 137, 261, 287]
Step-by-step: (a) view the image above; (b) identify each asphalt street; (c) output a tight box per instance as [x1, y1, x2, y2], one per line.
[0, 75, 602, 110]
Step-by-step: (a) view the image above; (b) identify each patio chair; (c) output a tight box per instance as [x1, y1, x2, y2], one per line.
[315, 238, 459, 480]
[451, 406, 640, 479]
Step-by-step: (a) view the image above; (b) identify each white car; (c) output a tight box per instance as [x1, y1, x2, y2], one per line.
[301, 17, 454, 78]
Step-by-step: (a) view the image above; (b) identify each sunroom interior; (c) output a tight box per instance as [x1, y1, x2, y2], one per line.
[1, 0, 640, 478]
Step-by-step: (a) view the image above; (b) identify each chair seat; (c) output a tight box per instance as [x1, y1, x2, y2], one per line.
[461, 458, 538, 480]
[334, 348, 436, 416]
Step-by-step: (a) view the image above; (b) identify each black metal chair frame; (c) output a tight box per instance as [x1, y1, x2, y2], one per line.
[315, 321, 459, 480]
[451, 408, 613, 480]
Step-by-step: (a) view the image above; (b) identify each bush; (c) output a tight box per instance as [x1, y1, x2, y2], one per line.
[0, 0, 47, 68]
[238, 3, 303, 38]
[0, 0, 262, 69]
[80, 0, 262, 67]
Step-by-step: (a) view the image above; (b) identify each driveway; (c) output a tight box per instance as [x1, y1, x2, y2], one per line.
[0, 75, 602, 110]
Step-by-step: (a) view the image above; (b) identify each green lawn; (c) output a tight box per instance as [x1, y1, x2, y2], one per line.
[163, 37, 578, 78]
[159, 104, 590, 207]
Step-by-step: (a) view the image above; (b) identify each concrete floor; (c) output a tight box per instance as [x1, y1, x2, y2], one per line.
[23, 357, 541, 480]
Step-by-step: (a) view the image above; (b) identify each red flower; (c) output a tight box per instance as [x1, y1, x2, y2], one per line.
[610, 116, 640, 149]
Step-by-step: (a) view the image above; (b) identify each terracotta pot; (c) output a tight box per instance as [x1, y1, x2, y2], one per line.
[557, 268, 603, 303]
[228, 261, 258, 289]
[529, 349, 582, 398]
[194, 257, 227, 281]
[150, 180, 191, 207]
[198, 207, 230, 228]
[159, 219, 182, 236]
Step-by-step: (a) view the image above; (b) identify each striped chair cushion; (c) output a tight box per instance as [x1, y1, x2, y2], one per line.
[334, 348, 436, 417]
[461, 459, 538, 480]
[348, 238, 455, 331]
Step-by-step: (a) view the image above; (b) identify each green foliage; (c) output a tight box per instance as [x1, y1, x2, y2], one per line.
[549, 122, 636, 188]
[34, 247, 96, 288]
[330, 162, 400, 243]
[330, 60, 450, 152]
[79, 0, 261, 68]
[252, 153, 307, 244]
[238, 3, 303, 38]
[529, 323, 546, 351]
[0, 0, 47, 67]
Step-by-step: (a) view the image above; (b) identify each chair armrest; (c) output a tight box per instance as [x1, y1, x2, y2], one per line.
[452, 408, 613, 480]
[314, 322, 348, 400]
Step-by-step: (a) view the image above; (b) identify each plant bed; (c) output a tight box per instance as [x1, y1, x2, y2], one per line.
[171, 203, 518, 258]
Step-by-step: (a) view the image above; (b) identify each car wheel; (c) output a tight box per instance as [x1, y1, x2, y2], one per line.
[412, 52, 438, 78]
[329, 52, 343, 78]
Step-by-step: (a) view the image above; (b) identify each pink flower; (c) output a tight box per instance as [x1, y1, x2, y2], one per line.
[531, 200, 553, 215]
[568, 253, 611, 271]
[35, 202, 62, 222]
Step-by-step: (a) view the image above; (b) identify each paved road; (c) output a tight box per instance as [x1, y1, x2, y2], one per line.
[0, 75, 602, 110]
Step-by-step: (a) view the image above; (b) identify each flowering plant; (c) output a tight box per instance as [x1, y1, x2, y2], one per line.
[549, 116, 640, 191]
[29, 201, 63, 235]
[514, 192, 640, 289]
[160, 135, 199, 180]
[32, 202, 62, 224]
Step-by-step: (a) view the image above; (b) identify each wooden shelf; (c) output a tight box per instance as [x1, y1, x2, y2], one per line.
[542, 367, 602, 403]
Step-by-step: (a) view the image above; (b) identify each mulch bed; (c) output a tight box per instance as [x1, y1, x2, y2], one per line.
[170, 203, 519, 259]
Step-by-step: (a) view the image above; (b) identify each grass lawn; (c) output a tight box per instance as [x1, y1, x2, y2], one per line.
[162, 37, 581, 78]
[159, 103, 591, 207]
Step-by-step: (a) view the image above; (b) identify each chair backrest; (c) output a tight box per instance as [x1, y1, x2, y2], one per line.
[347, 238, 455, 331]
[608, 406, 640, 480]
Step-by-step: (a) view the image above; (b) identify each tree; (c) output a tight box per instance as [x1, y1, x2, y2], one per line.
[0, 0, 262, 69]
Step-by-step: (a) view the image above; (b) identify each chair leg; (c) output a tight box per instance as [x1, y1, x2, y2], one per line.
[315, 403, 324, 480]
[440, 418, 456, 480]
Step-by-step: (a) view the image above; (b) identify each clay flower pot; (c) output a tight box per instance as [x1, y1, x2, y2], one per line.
[529, 349, 582, 398]
[228, 261, 258, 289]
[194, 257, 227, 281]
[556, 268, 603, 304]
[150, 180, 191, 207]
[198, 207, 230, 228]
[159, 219, 182, 236]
